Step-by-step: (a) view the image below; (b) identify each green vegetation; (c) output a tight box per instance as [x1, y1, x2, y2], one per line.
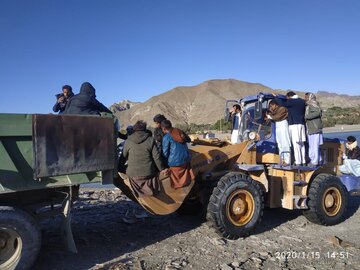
[323, 106, 360, 127]
[178, 118, 232, 133]
[175, 106, 360, 132]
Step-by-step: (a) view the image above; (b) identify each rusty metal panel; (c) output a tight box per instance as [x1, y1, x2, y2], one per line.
[32, 114, 115, 178]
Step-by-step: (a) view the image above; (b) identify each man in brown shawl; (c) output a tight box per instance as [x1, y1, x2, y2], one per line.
[266, 100, 292, 165]
[161, 120, 194, 189]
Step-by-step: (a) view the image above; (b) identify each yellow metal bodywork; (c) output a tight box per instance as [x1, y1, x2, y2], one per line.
[190, 141, 249, 176]
[115, 137, 344, 214]
[118, 171, 195, 215]
[267, 168, 315, 209]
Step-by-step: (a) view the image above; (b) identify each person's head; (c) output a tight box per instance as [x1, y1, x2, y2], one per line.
[347, 136, 357, 144]
[304, 92, 310, 101]
[153, 114, 167, 128]
[80, 82, 96, 98]
[233, 104, 241, 113]
[160, 119, 172, 133]
[126, 125, 134, 135]
[62, 85, 73, 98]
[308, 93, 317, 102]
[268, 99, 278, 110]
[133, 120, 147, 132]
[286, 91, 296, 99]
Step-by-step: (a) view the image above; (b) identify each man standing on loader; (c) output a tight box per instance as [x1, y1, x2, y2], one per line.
[274, 91, 306, 166]
[229, 104, 242, 144]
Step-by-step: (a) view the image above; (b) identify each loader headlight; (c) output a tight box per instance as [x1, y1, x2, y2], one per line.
[249, 131, 257, 140]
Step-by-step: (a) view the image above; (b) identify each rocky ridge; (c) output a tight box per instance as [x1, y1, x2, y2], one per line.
[111, 79, 360, 128]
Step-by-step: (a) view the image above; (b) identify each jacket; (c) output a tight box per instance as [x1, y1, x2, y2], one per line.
[153, 127, 164, 149]
[123, 130, 166, 177]
[305, 104, 323, 135]
[226, 113, 241, 130]
[348, 146, 360, 160]
[64, 82, 112, 115]
[162, 131, 191, 167]
[268, 106, 288, 122]
[275, 96, 306, 125]
[53, 93, 73, 114]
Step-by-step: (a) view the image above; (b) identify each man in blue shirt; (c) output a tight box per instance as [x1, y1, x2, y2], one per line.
[275, 91, 306, 166]
[161, 120, 194, 189]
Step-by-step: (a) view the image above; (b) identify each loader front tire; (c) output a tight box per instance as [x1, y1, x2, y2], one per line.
[303, 174, 348, 225]
[0, 206, 41, 270]
[207, 173, 264, 239]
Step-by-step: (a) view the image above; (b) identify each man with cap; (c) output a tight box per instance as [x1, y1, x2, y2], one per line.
[274, 91, 307, 166]
[339, 136, 360, 176]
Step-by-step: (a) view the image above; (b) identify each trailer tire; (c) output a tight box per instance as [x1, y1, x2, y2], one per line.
[0, 206, 41, 270]
[207, 173, 264, 239]
[303, 174, 348, 225]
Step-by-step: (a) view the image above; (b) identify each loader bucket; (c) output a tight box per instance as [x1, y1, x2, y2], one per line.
[117, 172, 195, 215]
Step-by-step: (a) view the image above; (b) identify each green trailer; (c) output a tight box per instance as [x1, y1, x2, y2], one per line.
[0, 113, 116, 270]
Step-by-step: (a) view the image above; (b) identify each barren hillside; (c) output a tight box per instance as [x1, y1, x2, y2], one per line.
[112, 79, 360, 128]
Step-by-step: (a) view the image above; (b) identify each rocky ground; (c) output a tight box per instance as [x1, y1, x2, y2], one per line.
[33, 187, 360, 270]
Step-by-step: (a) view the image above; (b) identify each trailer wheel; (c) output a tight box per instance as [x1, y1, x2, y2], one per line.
[0, 206, 41, 270]
[207, 173, 264, 239]
[303, 174, 348, 225]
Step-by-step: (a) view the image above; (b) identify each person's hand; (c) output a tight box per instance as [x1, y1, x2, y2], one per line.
[162, 168, 170, 177]
[58, 96, 64, 103]
[272, 93, 277, 97]
[264, 115, 270, 123]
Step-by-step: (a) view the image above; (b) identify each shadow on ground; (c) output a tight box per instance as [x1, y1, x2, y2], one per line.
[33, 194, 360, 270]
[33, 199, 202, 270]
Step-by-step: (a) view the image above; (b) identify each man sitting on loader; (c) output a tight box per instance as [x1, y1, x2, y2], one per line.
[161, 119, 194, 189]
[122, 120, 167, 197]
[339, 136, 360, 176]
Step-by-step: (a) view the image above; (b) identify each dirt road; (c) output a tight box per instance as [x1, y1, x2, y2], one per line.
[33, 188, 360, 270]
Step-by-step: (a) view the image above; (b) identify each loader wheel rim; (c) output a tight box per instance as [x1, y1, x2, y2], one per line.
[226, 190, 255, 226]
[322, 187, 342, 217]
[0, 227, 22, 269]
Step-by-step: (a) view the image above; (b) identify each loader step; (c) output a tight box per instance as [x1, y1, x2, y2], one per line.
[272, 164, 319, 171]
[293, 180, 308, 186]
[293, 195, 308, 209]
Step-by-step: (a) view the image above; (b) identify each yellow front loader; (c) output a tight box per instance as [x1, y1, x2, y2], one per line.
[116, 93, 355, 239]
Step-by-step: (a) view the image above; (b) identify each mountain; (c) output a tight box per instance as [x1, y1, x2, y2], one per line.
[112, 79, 360, 128]
[109, 100, 141, 114]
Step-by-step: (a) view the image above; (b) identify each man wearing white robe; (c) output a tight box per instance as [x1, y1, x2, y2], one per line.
[230, 104, 242, 144]
[274, 91, 307, 166]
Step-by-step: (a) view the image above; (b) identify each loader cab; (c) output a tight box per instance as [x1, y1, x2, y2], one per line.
[238, 94, 272, 142]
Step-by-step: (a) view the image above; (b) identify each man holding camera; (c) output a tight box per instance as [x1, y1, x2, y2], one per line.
[53, 85, 74, 114]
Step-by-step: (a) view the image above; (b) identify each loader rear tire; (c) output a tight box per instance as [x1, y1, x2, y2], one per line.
[303, 174, 348, 225]
[0, 206, 41, 270]
[207, 173, 264, 239]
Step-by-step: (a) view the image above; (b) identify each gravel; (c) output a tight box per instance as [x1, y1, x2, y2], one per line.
[33, 188, 360, 270]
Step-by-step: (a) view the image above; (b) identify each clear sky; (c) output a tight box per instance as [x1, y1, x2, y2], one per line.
[1, 0, 360, 113]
